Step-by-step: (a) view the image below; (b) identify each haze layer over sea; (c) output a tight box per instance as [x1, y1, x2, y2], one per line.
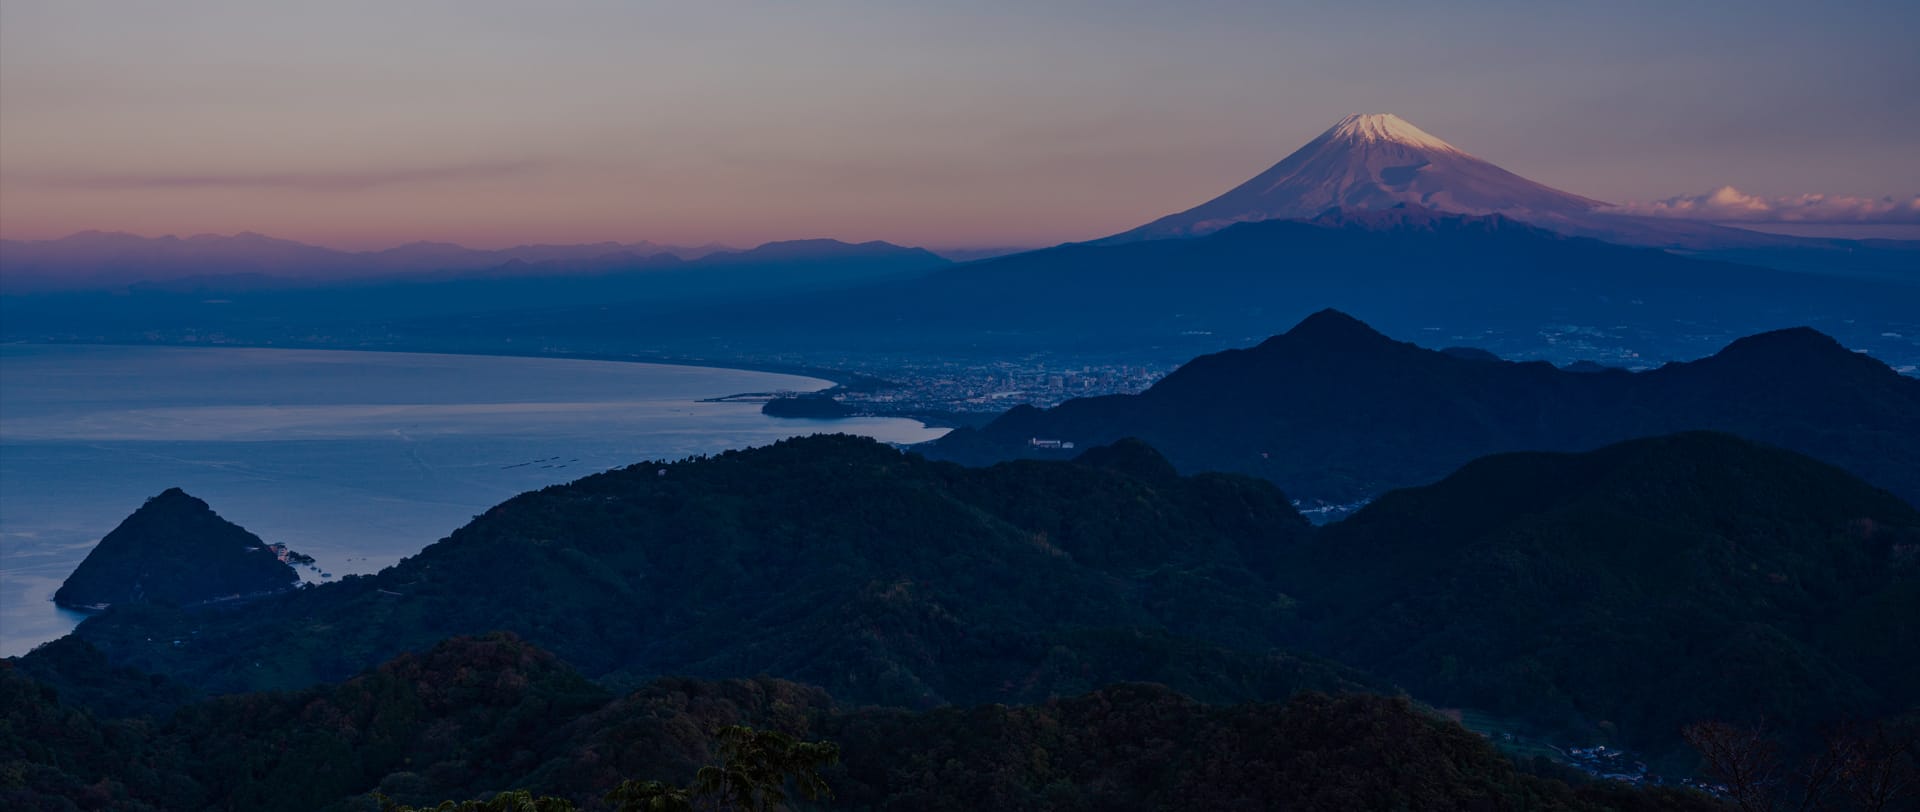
[0, 344, 946, 656]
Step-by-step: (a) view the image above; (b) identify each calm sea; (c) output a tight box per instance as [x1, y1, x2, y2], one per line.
[0, 344, 947, 656]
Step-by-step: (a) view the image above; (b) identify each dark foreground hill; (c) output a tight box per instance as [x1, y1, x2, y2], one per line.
[1280, 432, 1920, 762]
[0, 634, 1722, 812]
[28, 432, 1920, 766]
[49, 435, 1366, 708]
[52, 488, 300, 610]
[927, 310, 1920, 507]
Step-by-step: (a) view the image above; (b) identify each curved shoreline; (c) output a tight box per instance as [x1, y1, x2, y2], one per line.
[3, 339, 962, 433]
[4, 337, 893, 392]
[0, 344, 947, 657]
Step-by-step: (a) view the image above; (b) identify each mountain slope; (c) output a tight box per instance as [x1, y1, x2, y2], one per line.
[1097, 112, 1917, 282]
[926, 310, 1920, 506]
[627, 207, 1916, 367]
[1288, 432, 1920, 759]
[8, 207, 1913, 375]
[51, 488, 299, 610]
[1, 635, 1717, 812]
[1108, 113, 1604, 242]
[28, 432, 1916, 773]
[52, 435, 1363, 707]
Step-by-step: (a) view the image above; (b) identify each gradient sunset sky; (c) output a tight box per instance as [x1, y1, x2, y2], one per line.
[3, 1, 1916, 249]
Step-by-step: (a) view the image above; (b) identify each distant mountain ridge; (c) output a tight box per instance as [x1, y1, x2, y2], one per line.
[926, 310, 1920, 506]
[0, 230, 950, 292]
[6, 205, 1913, 388]
[574, 204, 1915, 366]
[0, 235, 952, 339]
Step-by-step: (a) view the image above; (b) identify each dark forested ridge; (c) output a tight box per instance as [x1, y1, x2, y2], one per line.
[927, 310, 1920, 507]
[1283, 432, 1920, 762]
[0, 634, 1726, 812]
[19, 431, 1919, 777]
[51, 488, 301, 611]
[43, 435, 1369, 710]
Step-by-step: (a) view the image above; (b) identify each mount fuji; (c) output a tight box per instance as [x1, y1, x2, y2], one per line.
[1106, 113, 1607, 243]
[1098, 113, 1918, 282]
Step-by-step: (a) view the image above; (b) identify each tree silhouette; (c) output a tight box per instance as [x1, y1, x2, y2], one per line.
[1683, 721, 1783, 812]
[377, 789, 580, 812]
[605, 779, 694, 812]
[690, 725, 841, 812]
[378, 726, 837, 812]
[1831, 721, 1919, 812]
[1684, 718, 1919, 812]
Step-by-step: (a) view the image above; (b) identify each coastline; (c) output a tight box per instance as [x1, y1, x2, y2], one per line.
[0, 344, 951, 656]
[3, 338, 965, 435]
[3, 337, 893, 391]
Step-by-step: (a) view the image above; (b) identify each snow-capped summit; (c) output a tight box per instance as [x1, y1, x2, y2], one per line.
[1104, 113, 1606, 242]
[1323, 113, 1463, 154]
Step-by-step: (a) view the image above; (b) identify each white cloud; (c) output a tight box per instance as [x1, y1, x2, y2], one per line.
[1610, 186, 1920, 224]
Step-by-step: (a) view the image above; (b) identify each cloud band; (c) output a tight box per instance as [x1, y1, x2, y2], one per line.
[1611, 186, 1920, 224]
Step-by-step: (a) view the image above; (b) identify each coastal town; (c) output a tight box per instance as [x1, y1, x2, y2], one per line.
[725, 355, 1176, 426]
[831, 358, 1172, 417]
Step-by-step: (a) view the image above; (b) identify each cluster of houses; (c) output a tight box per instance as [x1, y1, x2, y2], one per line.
[1563, 745, 1648, 785]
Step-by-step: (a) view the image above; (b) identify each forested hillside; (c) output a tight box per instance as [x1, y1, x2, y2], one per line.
[48, 435, 1362, 709]
[27, 432, 1919, 770]
[1, 634, 1726, 812]
[1287, 432, 1920, 761]
[928, 311, 1920, 507]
